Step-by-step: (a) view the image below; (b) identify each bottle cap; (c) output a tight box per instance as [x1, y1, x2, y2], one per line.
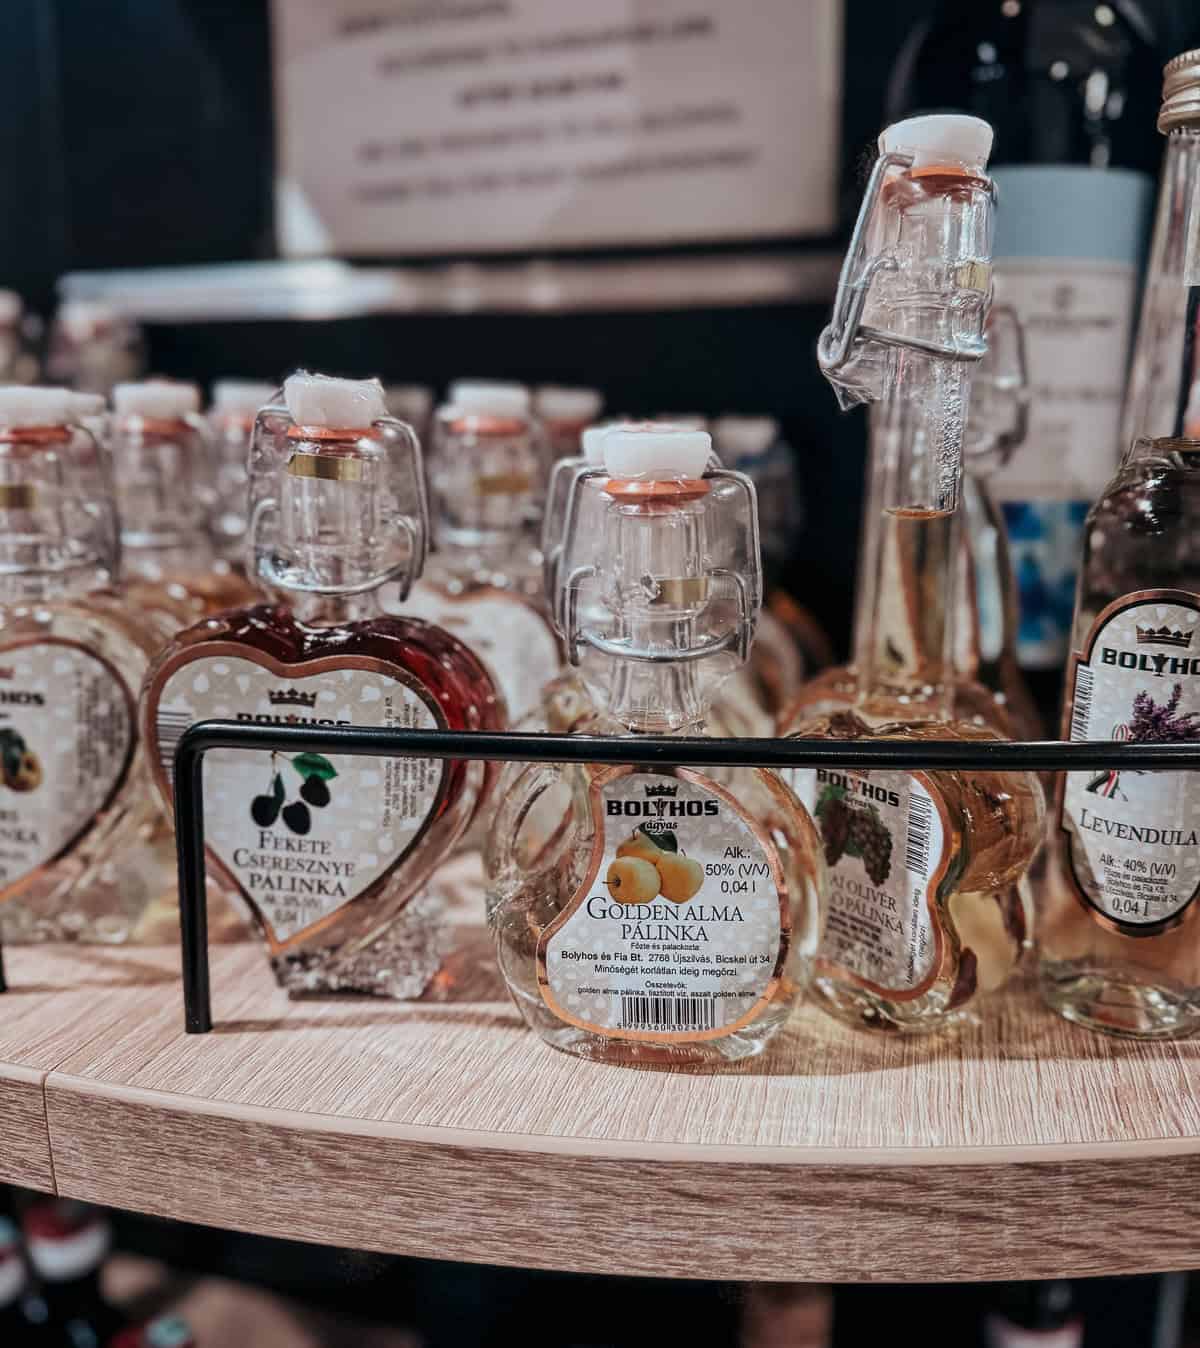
[0, 386, 81, 428]
[878, 114, 993, 171]
[713, 415, 779, 458]
[283, 372, 386, 427]
[1160, 48, 1200, 132]
[113, 381, 201, 419]
[534, 386, 603, 423]
[447, 380, 531, 418]
[211, 379, 277, 417]
[66, 392, 107, 418]
[603, 423, 711, 480]
[580, 425, 611, 463]
[0, 291, 22, 326]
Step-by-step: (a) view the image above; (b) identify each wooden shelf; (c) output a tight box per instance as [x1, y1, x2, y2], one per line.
[5, 878, 1200, 1282]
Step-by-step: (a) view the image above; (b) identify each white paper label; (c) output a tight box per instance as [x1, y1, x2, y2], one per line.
[271, 0, 840, 257]
[1062, 595, 1200, 933]
[0, 642, 133, 898]
[400, 582, 560, 724]
[992, 258, 1137, 502]
[540, 771, 784, 1039]
[789, 766, 944, 995]
[153, 657, 443, 944]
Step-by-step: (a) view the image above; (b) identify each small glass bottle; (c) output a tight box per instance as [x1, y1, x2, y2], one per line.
[486, 425, 824, 1065]
[109, 380, 256, 628]
[0, 387, 173, 943]
[45, 300, 145, 395]
[1042, 51, 1200, 1038]
[384, 384, 433, 448]
[207, 378, 277, 567]
[141, 372, 504, 996]
[394, 380, 561, 725]
[0, 291, 39, 385]
[781, 114, 1044, 1032]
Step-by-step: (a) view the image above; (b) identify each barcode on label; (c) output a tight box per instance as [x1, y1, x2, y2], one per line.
[619, 994, 716, 1033]
[155, 710, 195, 784]
[1070, 665, 1094, 742]
[904, 788, 933, 876]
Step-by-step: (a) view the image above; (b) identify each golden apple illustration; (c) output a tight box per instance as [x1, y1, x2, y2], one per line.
[616, 830, 663, 864]
[606, 856, 662, 902]
[655, 852, 704, 903]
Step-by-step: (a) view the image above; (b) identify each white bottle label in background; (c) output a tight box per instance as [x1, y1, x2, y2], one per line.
[0, 641, 134, 898]
[984, 1317, 1083, 1348]
[150, 657, 444, 945]
[1062, 594, 1200, 934]
[788, 766, 944, 995]
[540, 770, 786, 1040]
[989, 164, 1153, 671]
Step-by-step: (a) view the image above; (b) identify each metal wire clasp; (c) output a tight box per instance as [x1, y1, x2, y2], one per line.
[817, 149, 988, 381]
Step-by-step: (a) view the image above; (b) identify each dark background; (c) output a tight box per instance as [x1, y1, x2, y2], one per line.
[2, 0, 1198, 653]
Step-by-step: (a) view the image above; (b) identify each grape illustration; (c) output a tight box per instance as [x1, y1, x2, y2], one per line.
[282, 800, 312, 835]
[848, 808, 893, 885]
[819, 794, 852, 866]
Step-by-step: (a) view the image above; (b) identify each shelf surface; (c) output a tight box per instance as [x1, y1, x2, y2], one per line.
[6, 868, 1200, 1281]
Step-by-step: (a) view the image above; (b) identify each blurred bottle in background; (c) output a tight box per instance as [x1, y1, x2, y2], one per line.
[45, 300, 145, 396]
[890, 0, 1160, 713]
[207, 378, 277, 568]
[22, 1199, 128, 1346]
[0, 289, 40, 383]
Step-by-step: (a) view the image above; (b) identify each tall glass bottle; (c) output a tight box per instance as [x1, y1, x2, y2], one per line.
[207, 378, 277, 567]
[890, 0, 1159, 695]
[141, 373, 504, 996]
[394, 380, 561, 725]
[0, 387, 174, 944]
[1043, 52, 1200, 1038]
[109, 381, 256, 628]
[485, 425, 823, 1065]
[533, 386, 603, 477]
[780, 114, 1045, 1032]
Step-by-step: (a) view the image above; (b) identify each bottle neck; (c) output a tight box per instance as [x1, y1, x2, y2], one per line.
[112, 418, 212, 566]
[1122, 127, 1200, 449]
[854, 399, 961, 719]
[431, 419, 540, 567]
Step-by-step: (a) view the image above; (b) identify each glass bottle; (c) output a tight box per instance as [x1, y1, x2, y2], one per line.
[955, 306, 1043, 740]
[109, 381, 256, 629]
[0, 387, 174, 944]
[889, 0, 1160, 693]
[384, 383, 433, 448]
[1042, 51, 1200, 1039]
[207, 378, 277, 568]
[45, 299, 145, 395]
[781, 114, 1045, 1033]
[22, 1201, 126, 1347]
[141, 372, 504, 997]
[486, 424, 823, 1064]
[0, 291, 38, 385]
[393, 380, 561, 725]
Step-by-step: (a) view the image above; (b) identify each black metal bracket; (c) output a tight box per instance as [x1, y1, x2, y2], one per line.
[172, 719, 1200, 1034]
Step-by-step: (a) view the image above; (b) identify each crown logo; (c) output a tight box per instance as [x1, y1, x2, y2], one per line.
[268, 688, 318, 707]
[644, 783, 678, 799]
[1136, 626, 1193, 649]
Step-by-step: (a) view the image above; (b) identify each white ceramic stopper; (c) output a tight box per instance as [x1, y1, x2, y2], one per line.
[211, 379, 277, 417]
[879, 114, 993, 172]
[113, 381, 201, 419]
[66, 392, 107, 418]
[535, 386, 603, 423]
[0, 386, 82, 427]
[283, 372, 386, 427]
[0, 291, 21, 325]
[580, 425, 611, 464]
[603, 423, 712, 480]
[448, 380, 531, 419]
[713, 415, 779, 458]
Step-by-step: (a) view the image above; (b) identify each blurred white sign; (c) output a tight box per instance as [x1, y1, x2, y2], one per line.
[272, 0, 842, 257]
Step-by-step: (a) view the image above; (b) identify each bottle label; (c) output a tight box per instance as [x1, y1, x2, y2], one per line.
[396, 583, 561, 724]
[149, 653, 444, 948]
[788, 767, 947, 996]
[538, 769, 788, 1041]
[983, 1318, 1082, 1348]
[0, 640, 134, 901]
[1061, 592, 1200, 935]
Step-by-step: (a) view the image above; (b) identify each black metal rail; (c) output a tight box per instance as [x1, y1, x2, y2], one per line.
[170, 720, 1200, 1034]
